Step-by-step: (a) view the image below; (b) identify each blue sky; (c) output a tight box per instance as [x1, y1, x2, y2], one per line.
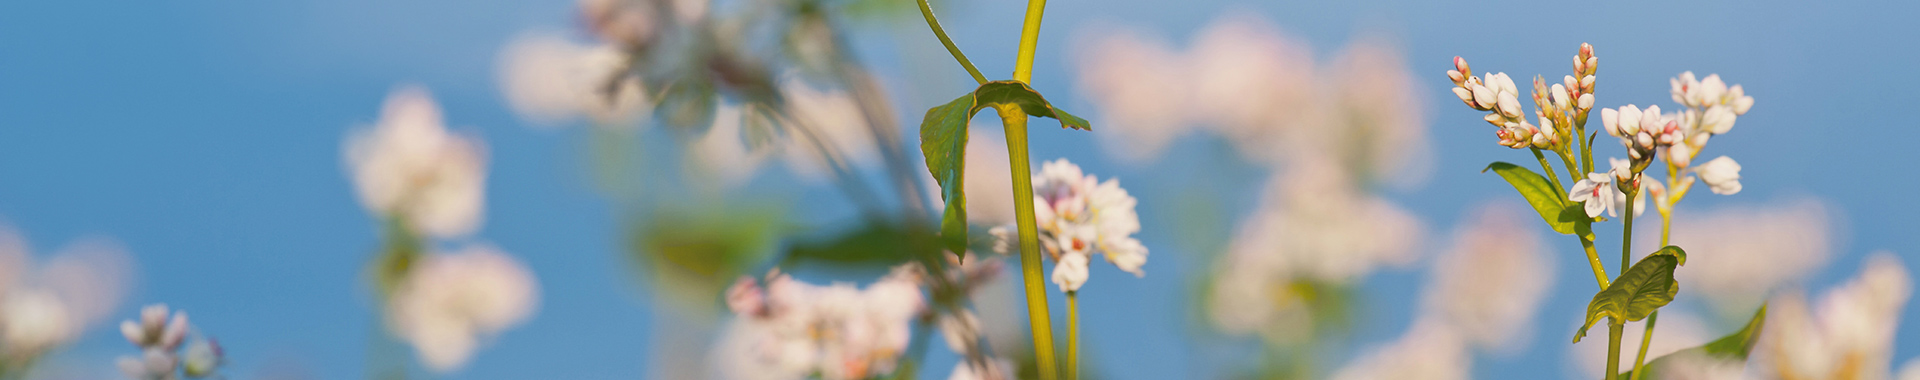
[0, 0, 1915, 379]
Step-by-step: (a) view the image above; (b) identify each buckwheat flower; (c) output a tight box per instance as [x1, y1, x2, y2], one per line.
[1, 290, 73, 357]
[1901, 359, 1920, 380]
[995, 159, 1147, 292]
[1328, 319, 1470, 380]
[1693, 156, 1742, 195]
[344, 86, 489, 238]
[716, 266, 925, 380]
[387, 245, 540, 373]
[0, 230, 131, 360]
[120, 304, 189, 350]
[1671, 71, 1701, 107]
[1758, 252, 1910, 380]
[1666, 199, 1831, 319]
[1568, 172, 1618, 218]
[181, 338, 223, 378]
[1600, 105, 1641, 138]
[1728, 85, 1755, 115]
[117, 348, 178, 380]
[1423, 203, 1553, 352]
[1187, 15, 1316, 148]
[497, 32, 649, 129]
[1050, 253, 1090, 292]
[1321, 38, 1432, 188]
[1700, 105, 1737, 135]
[1071, 27, 1192, 163]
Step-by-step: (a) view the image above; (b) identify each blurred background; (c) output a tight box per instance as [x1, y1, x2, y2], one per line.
[0, 0, 1916, 379]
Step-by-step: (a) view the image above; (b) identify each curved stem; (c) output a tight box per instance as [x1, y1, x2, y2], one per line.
[916, 0, 988, 85]
[1582, 235, 1611, 289]
[998, 104, 1059, 380]
[1010, 0, 1048, 83]
[1066, 291, 1080, 380]
[1606, 323, 1624, 380]
[1531, 147, 1567, 200]
[1629, 311, 1660, 380]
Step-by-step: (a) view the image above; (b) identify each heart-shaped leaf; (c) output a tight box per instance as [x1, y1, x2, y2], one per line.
[919, 81, 1089, 258]
[1483, 162, 1577, 234]
[1574, 246, 1688, 343]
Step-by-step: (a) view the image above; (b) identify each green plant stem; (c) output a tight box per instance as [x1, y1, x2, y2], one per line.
[1066, 291, 1080, 380]
[1531, 147, 1567, 198]
[1010, 0, 1048, 83]
[1622, 191, 1634, 273]
[1606, 323, 1624, 380]
[1629, 311, 1659, 380]
[1582, 236, 1610, 289]
[916, 0, 987, 84]
[997, 104, 1059, 380]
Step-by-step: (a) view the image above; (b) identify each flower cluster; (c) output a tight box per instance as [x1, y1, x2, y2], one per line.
[116, 304, 224, 380]
[717, 266, 925, 380]
[0, 226, 130, 367]
[1760, 253, 1910, 379]
[343, 86, 488, 239]
[987, 159, 1146, 292]
[1447, 44, 1596, 150]
[1596, 72, 1752, 205]
[386, 245, 540, 372]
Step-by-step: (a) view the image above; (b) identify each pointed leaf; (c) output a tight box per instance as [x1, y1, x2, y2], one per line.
[1615, 304, 1766, 380]
[1573, 246, 1689, 343]
[920, 94, 976, 257]
[968, 80, 1091, 131]
[1483, 162, 1576, 234]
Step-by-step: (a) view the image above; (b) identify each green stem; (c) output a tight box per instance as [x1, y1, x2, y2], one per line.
[1582, 234, 1610, 289]
[1531, 147, 1567, 200]
[1606, 323, 1624, 380]
[1622, 190, 1635, 272]
[915, 0, 987, 84]
[1629, 311, 1659, 380]
[1010, 0, 1048, 83]
[1066, 291, 1080, 380]
[998, 104, 1059, 380]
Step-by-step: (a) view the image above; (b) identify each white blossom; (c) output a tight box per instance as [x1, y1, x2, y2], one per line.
[1328, 319, 1470, 380]
[1187, 15, 1316, 153]
[387, 245, 540, 373]
[1692, 156, 1742, 195]
[992, 159, 1146, 292]
[947, 358, 1015, 380]
[1422, 203, 1554, 352]
[343, 86, 488, 238]
[497, 32, 649, 129]
[1665, 199, 1831, 318]
[717, 267, 925, 380]
[1758, 252, 1911, 380]
[1568, 171, 1619, 218]
[1071, 28, 1193, 163]
[0, 227, 131, 360]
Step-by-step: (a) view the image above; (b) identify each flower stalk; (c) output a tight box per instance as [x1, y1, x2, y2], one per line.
[998, 103, 1060, 380]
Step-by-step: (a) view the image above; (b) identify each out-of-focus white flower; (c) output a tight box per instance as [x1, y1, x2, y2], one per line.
[344, 86, 489, 238]
[947, 358, 1015, 380]
[579, 0, 659, 49]
[1317, 38, 1431, 188]
[1666, 199, 1831, 318]
[498, 32, 650, 129]
[778, 77, 876, 183]
[387, 245, 540, 373]
[1570, 311, 1711, 377]
[117, 348, 179, 380]
[1187, 14, 1316, 155]
[1422, 203, 1554, 352]
[1692, 156, 1741, 195]
[1899, 358, 1920, 380]
[117, 304, 223, 380]
[1071, 27, 1192, 163]
[990, 159, 1146, 292]
[120, 304, 188, 351]
[0, 227, 131, 360]
[1569, 171, 1619, 218]
[1649, 350, 1747, 380]
[688, 104, 770, 189]
[1758, 252, 1911, 380]
[717, 267, 925, 380]
[1328, 319, 1470, 380]
[181, 338, 223, 378]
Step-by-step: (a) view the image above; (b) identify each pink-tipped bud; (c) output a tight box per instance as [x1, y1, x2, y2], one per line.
[1586, 57, 1599, 72]
[1448, 70, 1465, 84]
[1573, 56, 1586, 73]
[1580, 43, 1594, 58]
[1581, 75, 1596, 91]
[1454, 56, 1470, 73]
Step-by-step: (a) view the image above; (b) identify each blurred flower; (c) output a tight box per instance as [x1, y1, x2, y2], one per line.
[343, 86, 488, 238]
[777, 77, 877, 183]
[947, 357, 1014, 380]
[117, 304, 223, 380]
[1647, 350, 1746, 380]
[0, 225, 131, 362]
[938, 309, 981, 354]
[120, 304, 188, 351]
[1070, 28, 1191, 163]
[1570, 311, 1711, 377]
[1667, 199, 1831, 318]
[1901, 358, 1920, 380]
[716, 266, 924, 380]
[181, 338, 223, 378]
[1328, 319, 1470, 380]
[1422, 203, 1554, 352]
[1316, 37, 1431, 188]
[1187, 14, 1316, 154]
[989, 159, 1146, 292]
[579, 0, 661, 50]
[497, 32, 649, 129]
[1757, 252, 1910, 380]
[1692, 156, 1742, 195]
[387, 245, 540, 373]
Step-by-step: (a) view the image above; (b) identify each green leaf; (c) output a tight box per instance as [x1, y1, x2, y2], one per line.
[920, 94, 975, 257]
[1483, 162, 1576, 234]
[1573, 246, 1689, 343]
[779, 221, 932, 269]
[1615, 305, 1766, 380]
[918, 81, 1090, 259]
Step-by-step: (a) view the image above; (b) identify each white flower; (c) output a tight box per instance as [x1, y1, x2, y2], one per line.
[1600, 105, 1641, 137]
[1322, 38, 1432, 187]
[1187, 15, 1316, 150]
[1071, 28, 1193, 163]
[387, 245, 540, 373]
[0, 227, 131, 360]
[181, 338, 223, 378]
[1671, 71, 1702, 107]
[2, 290, 73, 357]
[1328, 319, 1470, 380]
[1422, 203, 1553, 352]
[1758, 252, 1910, 380]
[717, 267, 925, 380]
[1568, 172, 1618, 218]
[947, 358, 1015, 380]
[1692, 156, 1742, 195]
[1700, 105, 1737, 135]
[344, 86, 488, 238]
[1662, 199, 1830, 317]
[120, 304, 189, 350]
[1001, 159, 1148, 292]
[497, 32, 649, 129]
